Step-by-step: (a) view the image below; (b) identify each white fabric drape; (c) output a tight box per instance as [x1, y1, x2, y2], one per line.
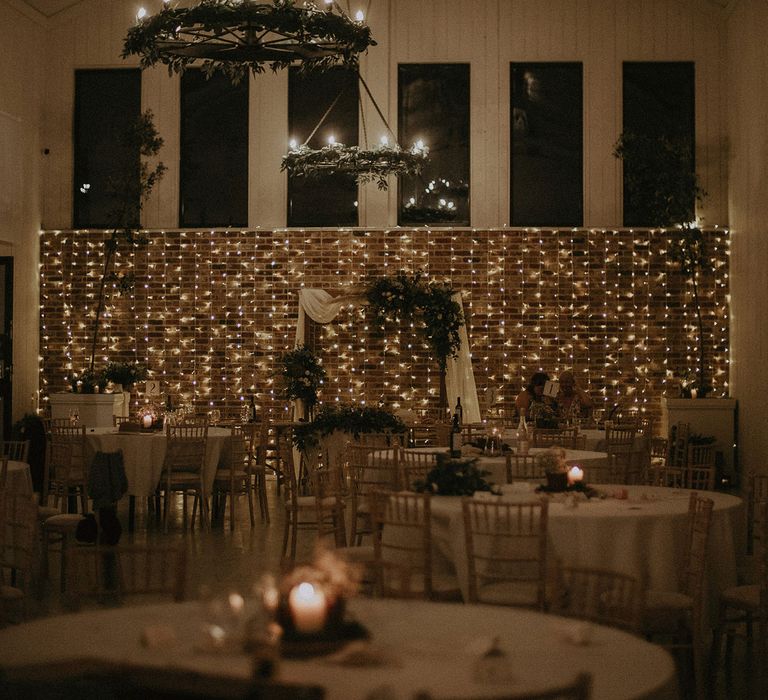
[295, 288, 481, 423]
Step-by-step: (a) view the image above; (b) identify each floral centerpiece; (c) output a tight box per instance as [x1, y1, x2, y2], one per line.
[258, 547, 366, 648]
[68, 368, 107, 394]
[413, 455, 497, 496]
[277, 345, 326, 419]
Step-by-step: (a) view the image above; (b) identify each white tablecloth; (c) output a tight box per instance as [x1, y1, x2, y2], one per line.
[372, 446, 608, 487]
[1, 460, 33, 496]
[0, 599, 677, 700]
[424, 485, 742, 610]
[475, 447, 608, 485]
[85, 427, 233, 497]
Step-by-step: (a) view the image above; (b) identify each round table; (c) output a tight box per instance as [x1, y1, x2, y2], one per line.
[427, 485, 742, 615]
[85, 427, 234, 497]
[1, 460, 33, 496]
[0, 599, 677, 700]
[475, 447, 608, 484]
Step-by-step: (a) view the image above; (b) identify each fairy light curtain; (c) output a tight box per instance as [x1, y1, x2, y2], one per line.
[295, 288, 482, 423]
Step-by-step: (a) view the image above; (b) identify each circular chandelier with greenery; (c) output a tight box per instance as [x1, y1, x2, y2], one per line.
[281, 71, 429, 189]
[122, 0, 376, 83]
[281, 139, 428, 189]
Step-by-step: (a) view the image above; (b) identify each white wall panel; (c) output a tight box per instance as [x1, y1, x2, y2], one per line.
[727, 0, 768, 477]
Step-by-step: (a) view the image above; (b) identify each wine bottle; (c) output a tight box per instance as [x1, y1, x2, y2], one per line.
[455, 397, 463, 425]
[450, 412, 462, 458]
[516, 415, 530, 456]
[165, 394, 174, 412]
[248, 395, 257, 423]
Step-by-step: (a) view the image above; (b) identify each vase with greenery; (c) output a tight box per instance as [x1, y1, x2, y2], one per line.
[278, 345, 327, 419]
[613, 130, 710, 397]
[84, 111, 166, 377]
[413, 455, 495, 496]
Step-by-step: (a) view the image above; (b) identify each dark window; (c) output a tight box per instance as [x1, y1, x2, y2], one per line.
[180, 70, 248, 227]
[510, 62, 583, 226]
[288, 67, 358, 227]
[73, 69, 141, 228]
[398, 64, 470, 226]
[622, 62, 695, 226]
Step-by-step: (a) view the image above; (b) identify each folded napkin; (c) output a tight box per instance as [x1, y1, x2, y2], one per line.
[323, 641, 401, 667]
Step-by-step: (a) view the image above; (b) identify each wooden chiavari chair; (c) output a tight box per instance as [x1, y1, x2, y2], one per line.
[685, 443, 717, 491]
[505, 452, 545, 483]
[462, 498, 549, 609]
[370, 490, 460, 601]
[398, 448, 439, 491]
[531, 427, 579, 448]
[160, 423, 209, 533]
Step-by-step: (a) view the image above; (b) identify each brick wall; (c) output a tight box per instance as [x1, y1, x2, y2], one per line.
[39, 228, 730, 430]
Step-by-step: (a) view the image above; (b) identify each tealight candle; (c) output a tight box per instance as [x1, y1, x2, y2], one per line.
[228, 592, 244, 616]
[567, 465, 584, 485]
[142, 414, 153, 429]
[288, 582, 327, 634]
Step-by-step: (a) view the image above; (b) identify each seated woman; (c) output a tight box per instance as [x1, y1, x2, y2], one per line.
[556, 370, 593, 424]
[515, 371, 559, 428]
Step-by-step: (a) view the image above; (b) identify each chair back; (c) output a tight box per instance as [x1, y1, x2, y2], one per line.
[346, 443, 399, 500]
[669, 421, 690, 467]
[112, 416, 132, 427]
[3, 440, 30, 463]
[398, 448, 439, 490]
[505, 453, 545, 482]
[0, 493, 38, 591]
[550, 566, 642, 632]
[408, 423, 450, 448]
[355, 432, 405, 449]
[684, 494, 714, 633]
[531, 427, 579, 448]
[462, 498, 549, 609]
[67, 543, 187, 606]
[226, 425, 249, 472]
[47, 426, 88, 507]
[370, 490, 434, 599]
[163, 424, 208, 474]
[686, 443, 716, 490]
[747, 472, 768, 554]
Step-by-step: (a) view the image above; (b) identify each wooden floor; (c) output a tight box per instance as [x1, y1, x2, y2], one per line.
[23, 480, 766, 699]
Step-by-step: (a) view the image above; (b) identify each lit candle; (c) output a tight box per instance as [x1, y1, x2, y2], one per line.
[288, 582, 327, 634]
[690, 388, 698, 399]
[567, 465, 584, 485]
[142, 414, 153, 429]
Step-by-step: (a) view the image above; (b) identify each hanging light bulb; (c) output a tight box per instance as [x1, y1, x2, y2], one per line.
[355, 10, 365, 22]
[328, 134, 336, 145]
[137, 7, 147, 20]
[380, 135, 388, 146]
[289, 139, 298, 150]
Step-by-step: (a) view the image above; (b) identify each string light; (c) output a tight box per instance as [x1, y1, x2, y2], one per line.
[37, 228, 730, 424]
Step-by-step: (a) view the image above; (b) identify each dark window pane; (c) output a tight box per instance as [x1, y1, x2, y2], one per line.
[622, 62, 695, 226]
[73, 69, 141, 228]
[398, 64, 470, 226]
[288, 67, 358, 227]
[510, 62, 583, 226]
[180, 70, 248, 227]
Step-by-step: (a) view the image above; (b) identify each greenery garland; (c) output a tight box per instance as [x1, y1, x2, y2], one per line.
[281, 142, 428, 190]
[292, 403, 407, 452]
[122, 0, 376, 83]
[365, 271, 463, 370]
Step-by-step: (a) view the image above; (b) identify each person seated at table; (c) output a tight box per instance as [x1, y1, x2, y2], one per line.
[515, 371, 558, 428]
[556, 370, 593, 424]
